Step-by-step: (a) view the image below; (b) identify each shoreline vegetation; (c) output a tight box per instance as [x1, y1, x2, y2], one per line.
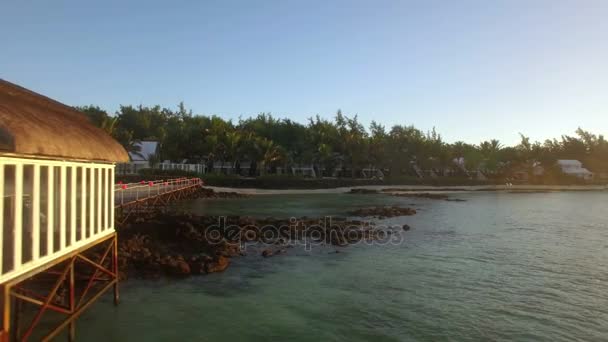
[82, 105, 608, 187]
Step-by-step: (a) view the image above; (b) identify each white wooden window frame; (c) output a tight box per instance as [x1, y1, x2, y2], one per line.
[0, 156, 115, 283]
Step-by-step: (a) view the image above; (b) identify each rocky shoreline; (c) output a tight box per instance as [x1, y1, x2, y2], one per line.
[389, 192, 449, 200]
[117, 206, 415, 279]
[348, 188, 381, 195]
[348, 188, 467, 202]
[348, 206, 416, 218]
[194, 187, 250, 199]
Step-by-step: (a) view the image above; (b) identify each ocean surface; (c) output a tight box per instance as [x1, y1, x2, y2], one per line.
[75, 191, 608, 341]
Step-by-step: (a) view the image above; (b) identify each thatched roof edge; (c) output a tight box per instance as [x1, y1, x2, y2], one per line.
[0, 79, 129, 163]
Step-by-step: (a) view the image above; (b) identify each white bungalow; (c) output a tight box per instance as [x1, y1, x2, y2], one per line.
[0, 79, 128, 335]
[556, 160, 593, 180]
[361, 167, 385, 179]
[158, 161, 205, 174]
[211, 161, 236, 174]
[292, 165, 316, 178]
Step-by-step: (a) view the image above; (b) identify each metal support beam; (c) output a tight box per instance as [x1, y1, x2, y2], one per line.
[2, 233, 118, 342]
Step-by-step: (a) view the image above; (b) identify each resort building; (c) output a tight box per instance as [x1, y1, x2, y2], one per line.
[158, 161, 205, 174]
[291, 165, 317, 178]
[556, 159, 594, 180]
[0, 79, 128, 340]
[361, 167, 385, 179]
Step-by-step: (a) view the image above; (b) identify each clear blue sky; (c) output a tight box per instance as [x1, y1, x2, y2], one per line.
[2, 0, 607, 145]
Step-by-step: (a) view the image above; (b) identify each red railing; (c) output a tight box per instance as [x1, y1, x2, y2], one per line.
[114, 178, 202, 207]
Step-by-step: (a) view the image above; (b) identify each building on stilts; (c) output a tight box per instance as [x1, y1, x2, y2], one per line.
[0, 79, 128, 341]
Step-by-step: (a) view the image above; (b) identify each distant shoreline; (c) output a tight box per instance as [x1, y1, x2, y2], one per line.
[205, 184, 608, 195]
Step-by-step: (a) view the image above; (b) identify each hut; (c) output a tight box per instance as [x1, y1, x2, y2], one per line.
[0, 79, 128, 339]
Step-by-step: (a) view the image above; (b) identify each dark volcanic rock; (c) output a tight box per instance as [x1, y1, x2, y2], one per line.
[348, 188, 379, 194]
[205, 255, 230, 273]
[391, 192, 449, 200]
[118, 210, 413, 279]
[195, 187, 249, 199]
[348, 206, 417, 218]
[189, 260, 206, 275]
[165, 255, 191, 276]
[330, 233, 348, 246]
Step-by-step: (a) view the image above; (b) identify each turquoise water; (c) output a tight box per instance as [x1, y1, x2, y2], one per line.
[77, 192, 608, 341]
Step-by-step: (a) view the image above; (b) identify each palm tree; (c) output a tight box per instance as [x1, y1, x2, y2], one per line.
[225, 131, 243, 174]
[479, 139, 503, 173]
[147, 152, 160, 169]
[257, 138, 276, 175]
[101, 116, 119, 136]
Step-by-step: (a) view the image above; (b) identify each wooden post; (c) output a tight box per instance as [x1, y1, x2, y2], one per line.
[0, 164, 4, 274]
[70, 166, 77, 246]
[32, 165, 40, 262]
[89, 168, 95, 238]
[81, 167, 87, 240]
[59, 165, 67, 250]
[47, 166, 54, 255]
[68, 258, 75, 342]
[14, 164, 23, 268]
[113, 234, 119, 306]
[2, 284, 10, 342]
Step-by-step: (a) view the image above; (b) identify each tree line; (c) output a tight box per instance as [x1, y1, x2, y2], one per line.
[77, 104, 608, 178]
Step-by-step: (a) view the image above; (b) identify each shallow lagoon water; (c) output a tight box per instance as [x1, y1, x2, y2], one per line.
[75, 191, 608, 341]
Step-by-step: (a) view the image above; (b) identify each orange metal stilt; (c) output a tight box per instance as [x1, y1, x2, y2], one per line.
[1, 233, 119, 341]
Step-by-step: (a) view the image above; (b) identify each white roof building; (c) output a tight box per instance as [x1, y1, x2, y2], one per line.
[557, 159, 593, 180]
[129, 141, 159, 162]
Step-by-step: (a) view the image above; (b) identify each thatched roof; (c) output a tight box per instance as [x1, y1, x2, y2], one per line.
[0, 79, 128, 163]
